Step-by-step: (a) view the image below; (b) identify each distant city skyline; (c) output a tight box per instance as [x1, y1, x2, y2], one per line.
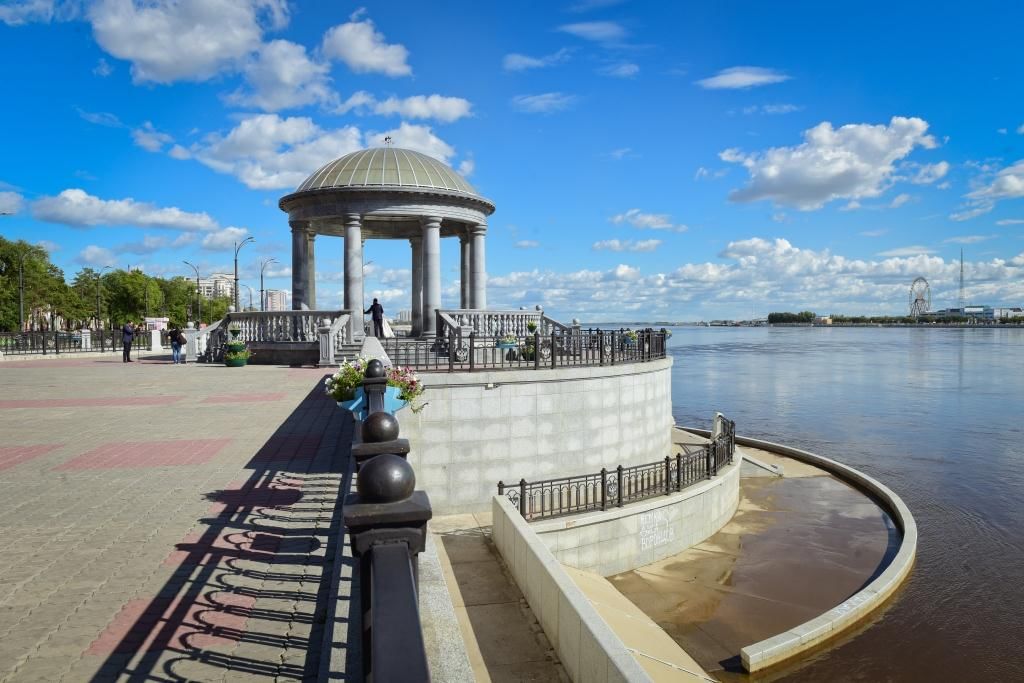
[2, 1, 1023, 321]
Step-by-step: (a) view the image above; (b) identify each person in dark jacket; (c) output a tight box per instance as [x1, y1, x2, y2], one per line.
[169, 323, 184, 365]
[122, 321, 136, 362]
[364, 298, 384, 338]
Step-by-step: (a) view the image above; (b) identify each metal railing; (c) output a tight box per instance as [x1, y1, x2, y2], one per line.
[342, 361, 432, 682]
[0, 330, 152, 355]
[499, 416, 736, 521]
[381, 327, 668, 372]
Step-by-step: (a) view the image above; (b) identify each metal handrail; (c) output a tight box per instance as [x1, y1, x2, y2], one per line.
[498, 416, 736, 521]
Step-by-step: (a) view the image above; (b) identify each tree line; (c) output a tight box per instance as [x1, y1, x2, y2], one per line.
[0, 236, 232, 332]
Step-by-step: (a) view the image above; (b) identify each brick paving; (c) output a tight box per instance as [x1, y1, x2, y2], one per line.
[0, 354, 354, 682]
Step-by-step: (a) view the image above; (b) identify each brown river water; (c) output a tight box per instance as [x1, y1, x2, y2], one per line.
[664, 326, 1024, 683]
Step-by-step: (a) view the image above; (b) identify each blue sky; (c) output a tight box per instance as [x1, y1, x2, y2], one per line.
[2, 0, 1023, 320]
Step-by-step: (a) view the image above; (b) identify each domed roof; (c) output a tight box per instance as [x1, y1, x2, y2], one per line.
[295, 147, 478, 196]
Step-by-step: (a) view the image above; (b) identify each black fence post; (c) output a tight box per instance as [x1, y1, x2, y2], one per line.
[664, 456, 671, 495]
[598, 330, 605, 366]
[550, 330, 557, 369]
[497, 480, 504, 497]
[533, 332, 540, 370]
[469, 331, 475, 372]
[600, 468, 607, 511]
[610, 331, 616, 365]
[705, 444, 713, 480]
[616, 465, 624, 507]
[675, 453, 682, 491]
[519, 478, 527, 517]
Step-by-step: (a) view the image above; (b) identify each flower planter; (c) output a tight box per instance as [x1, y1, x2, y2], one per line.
[229, 329, 241, 339]
[337, 385, 408, 420]
[225, 357, 247, 367]
[496, 342, 517, 350]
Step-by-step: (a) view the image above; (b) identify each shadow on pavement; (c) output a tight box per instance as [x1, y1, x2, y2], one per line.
[90, 378, 356, 682]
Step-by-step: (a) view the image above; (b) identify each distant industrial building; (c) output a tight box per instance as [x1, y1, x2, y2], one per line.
[924, 306, 1024, 321]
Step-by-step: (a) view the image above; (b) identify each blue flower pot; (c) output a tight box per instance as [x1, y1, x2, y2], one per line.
[337, 385, 408, 420]
[496, 342, 516, 350]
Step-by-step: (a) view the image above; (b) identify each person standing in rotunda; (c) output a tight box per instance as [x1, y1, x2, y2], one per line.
[365, 298, 384, 338]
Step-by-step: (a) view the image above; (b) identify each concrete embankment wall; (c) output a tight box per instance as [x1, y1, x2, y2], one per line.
[531, 456, 741, 577]
[683, 429, 918, 673]
[492, 495, 657, 683]
[402, 358, 673, 515]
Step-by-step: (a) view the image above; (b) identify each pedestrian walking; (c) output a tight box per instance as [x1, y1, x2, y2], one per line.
[169, 323, 185, 364]
[365, 298, 385, 338]
[122, 320, 136, 362]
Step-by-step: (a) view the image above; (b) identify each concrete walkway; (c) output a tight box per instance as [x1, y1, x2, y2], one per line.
[0, 356, 352, 682]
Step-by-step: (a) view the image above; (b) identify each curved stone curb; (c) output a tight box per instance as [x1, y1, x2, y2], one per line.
[681, 428, 917, 673]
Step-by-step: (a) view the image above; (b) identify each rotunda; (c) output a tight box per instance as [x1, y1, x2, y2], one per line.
[279, 147, 495, 337]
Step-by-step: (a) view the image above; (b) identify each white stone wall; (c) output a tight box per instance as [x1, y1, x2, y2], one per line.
[400, 358, 673, 515]
[531, 456, 741, 577]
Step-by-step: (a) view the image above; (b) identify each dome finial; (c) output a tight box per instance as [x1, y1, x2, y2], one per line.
[384, 135, 393, 146]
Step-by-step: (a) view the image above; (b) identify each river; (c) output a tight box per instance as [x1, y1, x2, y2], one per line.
[665, 326, 1024, 682]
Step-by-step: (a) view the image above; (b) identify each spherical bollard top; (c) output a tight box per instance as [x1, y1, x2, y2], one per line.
[363, 411, 399, 442]
[365, 359, 385, 378]
[357, 453, 415, 503]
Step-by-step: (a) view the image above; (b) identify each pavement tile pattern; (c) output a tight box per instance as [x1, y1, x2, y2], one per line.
[0, 354, 354, 682]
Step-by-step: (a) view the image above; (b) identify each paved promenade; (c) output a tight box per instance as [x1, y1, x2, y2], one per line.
[0, 354, 353, 682]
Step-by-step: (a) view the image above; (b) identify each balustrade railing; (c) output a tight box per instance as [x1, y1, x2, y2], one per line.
[499, 416, 736, 521]
[0, 330, 151, 355]
[193, 310, 352, 363]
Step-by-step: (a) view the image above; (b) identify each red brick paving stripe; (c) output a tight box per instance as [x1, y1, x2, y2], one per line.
[0, 359, 101, 368]
[86, 591, 256, 655]
[54, 438, 232, 471]
[0, 396, 185, 409]
[200, 392, 287, 404]
[0, 444, 64, 471]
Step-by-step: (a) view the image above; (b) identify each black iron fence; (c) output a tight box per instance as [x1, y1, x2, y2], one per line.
[499, 417, 736, 521]
[0, 330, 154, 356]
[381, 327, 668, 372]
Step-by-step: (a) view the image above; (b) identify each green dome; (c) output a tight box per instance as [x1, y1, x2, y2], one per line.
[296, 147, 478, 196]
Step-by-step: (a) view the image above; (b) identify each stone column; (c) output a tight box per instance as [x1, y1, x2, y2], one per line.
[460, 231, 471, 309]
[410, 236, 423, 336]
[421, 216, 442, 337]
[290, 222, 310, 310]
[470, 223, 487, 310]
[344, 213, 364, 338]
[306, 231, 317, 309]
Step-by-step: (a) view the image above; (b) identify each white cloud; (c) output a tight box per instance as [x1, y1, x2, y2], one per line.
[694, 166, 728, 180]
[36, 239, 60, 252]
[742, 103, 801, 115]
[364, 122, 455, 163]
[503, 48, 571, 72]
[593, 239, 662, 252]
[458, 159, 475, 177]
[511, 92, 577, 114]
[93, 58, 113, 77]
[78, 245, 117, 267]
[132, 122, 174, 152]
[943, 235, 996, 244]
[202, 226, 249, 251]
[721, 116, 938, 210]
[609, 209, 687, 232]
[0, 191, 25, 215]
[889, 193, 912, 208]
[909, 161, 950, 184]
[953, 160, 1024, 221]
[32, 189, 218, 231]
[515, 240, 540, 249]
[609, 147, 633, 160]
[1018, 123, 1024, 135]
[116, 234, 175, 254]
[876, 245, 936, 257]
[568, 0, 625, 11]
[0, 0, 76, 25]
[168, 144, 191, 160]
[77, 108, 123, 128]
[322, 11, 411, 77]
[227, 39, 335, 111]
[88, 0, 288, 84]
[860, 229, 888, 237]
[191, 114, 363, 190]
[340, 92, 472, 123]
[696, 66, 791, 90]
[996, 219, 1024, 225]
[557, 21, 627, 43]
[600, 62, 639, 78]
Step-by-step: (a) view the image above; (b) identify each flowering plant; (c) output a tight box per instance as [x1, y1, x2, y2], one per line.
[497, 333, 517, 346]
[325, 357, 369, 401]
[624, 329, 639, 343]
[387, 365, 424, 403]
[526, 320, 538, 333]
[228, 321, 242, 330]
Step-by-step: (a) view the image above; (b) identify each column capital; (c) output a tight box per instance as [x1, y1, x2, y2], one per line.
[344, 212, 362, 225]
[289, 220, 314, 235]
[420, 215, 442, 229]
[469, 223, 487, 237]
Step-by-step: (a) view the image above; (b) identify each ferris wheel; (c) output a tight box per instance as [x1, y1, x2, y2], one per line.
[909, 277, 931, 317]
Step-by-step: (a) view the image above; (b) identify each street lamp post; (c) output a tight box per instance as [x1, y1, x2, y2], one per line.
[18, 250, 30, 332]
[95, 266, 112, 331]
[258, 257, 277, 312]
[234, 237, 255, 313]
[242, 284, 255, 311]
[183, 261, 201, 325]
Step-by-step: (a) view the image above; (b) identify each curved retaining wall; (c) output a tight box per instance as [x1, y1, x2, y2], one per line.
[531, 455, 741, 577]
[402, 358, 673, 514]
[684, 429, 918, 673]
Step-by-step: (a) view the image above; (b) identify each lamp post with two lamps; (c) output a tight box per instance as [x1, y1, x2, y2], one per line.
[234, 237, 255, 313]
